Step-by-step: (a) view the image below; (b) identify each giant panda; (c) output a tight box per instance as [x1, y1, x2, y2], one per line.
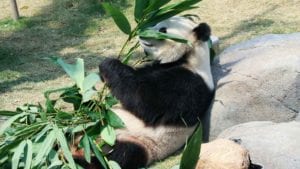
[73, 16, 215, 169]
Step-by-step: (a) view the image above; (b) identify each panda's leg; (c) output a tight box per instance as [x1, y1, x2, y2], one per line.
[106, 139, 148, 169]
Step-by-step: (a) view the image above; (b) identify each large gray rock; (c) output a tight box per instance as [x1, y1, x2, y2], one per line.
[210, 33, 300, 138]
[218, 121, 300, 169]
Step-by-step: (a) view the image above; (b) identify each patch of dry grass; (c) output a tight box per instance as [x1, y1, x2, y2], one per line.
[1, 0, 300, 168]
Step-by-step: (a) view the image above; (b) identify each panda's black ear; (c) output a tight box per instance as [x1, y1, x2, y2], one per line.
[193, 23, 211, 41]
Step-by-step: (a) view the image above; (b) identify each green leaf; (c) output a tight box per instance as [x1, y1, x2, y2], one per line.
[138, 29, 190, 45]
[146, 0, 171, 12]
[56, 58, 85, 90]
[0, 110, 19, 116]
[180, 123, 202, 169]
[140, 7, 196, 29]
[86, 110, 102, 121]
[12, 140, 26, 169]
[89, 137, 108, 169]
[54, 126, 77, 169]
[134, 0, 150, 22]
[33, 129, 56, 167]
[37, 103, 47, 121]
[34, 125, 52, 142]
[71, 122, 97, 134]
[139, 0, 200, 28]
[48, 160, 63, 169]
[24, 140, 33, 169]
[82, 89, 97, 103]
[15, 122, 47, 138]
[106, 109, 125, 128]
[159, 0, 201, 13]
[48, 150, 63, 169]
[105, 95, 118, 108]
[56, 111, 73, 120]
[45, 99, 57, 114]
[0, 112, 27, 135]
[0, 138, 23, 159]
[82, 73, 100, 93]
[79, 133, 91, 163]
[60, 86, 82, 110]
[209, 38, 216, 63]
[108, 160, 121, 169]
[102, 3, 131, 35]
[101, 125, 116, 146]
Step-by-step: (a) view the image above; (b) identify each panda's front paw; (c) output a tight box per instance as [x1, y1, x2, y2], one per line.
[99, 58, 122, 83]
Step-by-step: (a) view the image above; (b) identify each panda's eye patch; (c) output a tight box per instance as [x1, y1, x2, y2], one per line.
[159, 27, 167, 33]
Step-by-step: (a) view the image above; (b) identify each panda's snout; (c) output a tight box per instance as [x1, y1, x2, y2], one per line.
[139, 38, 154, 47]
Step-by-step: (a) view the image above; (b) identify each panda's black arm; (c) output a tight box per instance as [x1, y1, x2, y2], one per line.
[99, 58, 138, 97]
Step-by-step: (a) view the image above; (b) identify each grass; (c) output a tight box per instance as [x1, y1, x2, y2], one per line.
[1, 0, 300, 168]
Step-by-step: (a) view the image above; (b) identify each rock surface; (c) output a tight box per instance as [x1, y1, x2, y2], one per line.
[210, 33, 300, 138]
[218, 121, 300, 169]
[196, 139, 250, 169]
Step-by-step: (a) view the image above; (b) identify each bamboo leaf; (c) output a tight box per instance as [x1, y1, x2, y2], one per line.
[159, 0, 201, 13]
[48, 150, 63, 169]
[33, 129, 56, 167]
[102, 3, 131, 35]
[101, 125, 116, 146]
[0, 138, 23, 159]
[89, 137, 108, 169]
[15, 122, 46, 137]
[134, 0, 150, 22]
[79, 133, 91, 163]
[140, 7, 196, 28]
[47, 160, 63, 169]
[0, 112, 27, 135]
[146, 0, 171, 12]
[105, 95, 119, 108]
[54, 126, 77, 169]
[108, 160, 121, 169]
[56, 58, 85, 90]
[106, 109, 125, 128]
[45, 99, 57, 114]
[82, 89, 97, 103]
[24, 140, 33, 169]
[56, 111, 73, 120]
[82, 73, 100, 93]
[60, 86, 82, 110]
[138, 29, 190, 45]
[12, 140, 26, 169]
[180, 123, 202, 169]
[34, 125, 52, 142]
[0, 110, 19, 116]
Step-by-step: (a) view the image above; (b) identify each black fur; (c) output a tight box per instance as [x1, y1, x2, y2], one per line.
[99, 54, 214, 127]
[193, 23, 211, 41]
[75, 141, 148, 169]
[106, 140, 148, 169]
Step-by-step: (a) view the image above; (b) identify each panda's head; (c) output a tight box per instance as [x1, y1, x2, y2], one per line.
[139, 16, 211, 63]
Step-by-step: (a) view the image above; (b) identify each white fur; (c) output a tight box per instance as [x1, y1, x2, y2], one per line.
[112, 107, 196, 164]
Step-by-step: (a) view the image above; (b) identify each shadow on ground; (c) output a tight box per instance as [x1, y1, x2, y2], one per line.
[0, 0, 129, 92]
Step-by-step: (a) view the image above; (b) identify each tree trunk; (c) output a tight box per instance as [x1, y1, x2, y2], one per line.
[10, 0, 20, 21]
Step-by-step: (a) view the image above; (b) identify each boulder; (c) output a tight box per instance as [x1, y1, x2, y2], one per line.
[218, 121, 300, 169]
[210, 33, 300, 138]
[196, 139, 250, 169]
